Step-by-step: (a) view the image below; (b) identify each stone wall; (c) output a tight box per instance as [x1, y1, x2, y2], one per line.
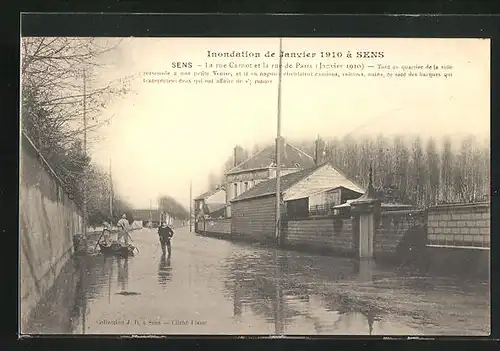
[427, 202, 490, 248]
[374, 210, 426, 257]
[20, 134, 83, 332]
[203, 218, 231, 238]
[283, 216, 354, 254]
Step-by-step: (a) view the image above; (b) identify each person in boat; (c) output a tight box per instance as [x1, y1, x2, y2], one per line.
[102, 220, 112, 245]
[117, 213, 130, 245]
[158, 221, 174, 256]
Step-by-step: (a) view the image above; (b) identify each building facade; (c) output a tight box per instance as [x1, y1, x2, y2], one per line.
[230, 163, 365, 242]
[224, 139, 316, 217]
[194, 187, 226, 218]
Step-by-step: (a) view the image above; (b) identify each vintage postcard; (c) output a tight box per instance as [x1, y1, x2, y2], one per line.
[19, 35, 490, 336]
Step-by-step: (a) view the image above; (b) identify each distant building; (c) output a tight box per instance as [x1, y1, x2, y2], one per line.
[132, 209, 177, 227]
[224, 138, 317, 217]
[229, 162, 365, 242]
[131, 209, 162, 226]
[194, 187, 226, 219]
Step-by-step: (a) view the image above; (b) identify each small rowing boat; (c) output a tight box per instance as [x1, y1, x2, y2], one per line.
[98, 240, 136, 257]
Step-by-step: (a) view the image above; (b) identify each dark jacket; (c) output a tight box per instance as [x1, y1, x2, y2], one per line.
[158, 226, 174, 241]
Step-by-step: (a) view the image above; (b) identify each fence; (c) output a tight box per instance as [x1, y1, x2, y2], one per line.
[309, 203, 337, 217]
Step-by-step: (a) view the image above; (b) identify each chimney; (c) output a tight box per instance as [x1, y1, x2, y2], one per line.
[315, 135, 321, 165]
[234, 146, 238, 167]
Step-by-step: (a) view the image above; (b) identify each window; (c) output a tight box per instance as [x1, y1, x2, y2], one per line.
[234, 183, 238, 197]
[244, 181, 249, 192]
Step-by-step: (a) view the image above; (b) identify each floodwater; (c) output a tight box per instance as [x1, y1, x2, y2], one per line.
[23, 227, 490, 335]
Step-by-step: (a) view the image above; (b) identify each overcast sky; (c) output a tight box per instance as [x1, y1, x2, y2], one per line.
[86, 37, 490, 210]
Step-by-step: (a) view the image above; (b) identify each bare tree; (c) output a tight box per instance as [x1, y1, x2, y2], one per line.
[342, 135, 360, 182]
[86, 164, 112, 225]
[157, 195, 189, 220]
[393, 135, 410, 202]
[21, 37, 132, 214]
[426, 137, 440, 205]
[440, 137, 454, 203]
[21, 37, 131, 151]
[358, 137, 373, 188]
[409, 137, 426, 207]
[454, 136, 476, 202]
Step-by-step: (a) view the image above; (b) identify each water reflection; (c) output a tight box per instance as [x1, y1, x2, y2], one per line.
[233, 270, 243, 319]
[223, 249, 399, 335]
[274, 250, 285, 335]
[117, 257, 129, 292]
[24, 233, 489, 335]
[158, 254, 172, 287]
[354, 259, 375, 282]
[105, 256, 113, 303]
[224, 250, 309, 334]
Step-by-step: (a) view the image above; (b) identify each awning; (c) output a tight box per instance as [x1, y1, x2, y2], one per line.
[332, 200, 355, 209]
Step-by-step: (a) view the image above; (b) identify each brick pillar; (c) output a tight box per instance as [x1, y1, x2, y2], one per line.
[351, 200, 380, 259]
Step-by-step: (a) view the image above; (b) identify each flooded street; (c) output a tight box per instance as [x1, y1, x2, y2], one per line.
[24, 227, 490, 336]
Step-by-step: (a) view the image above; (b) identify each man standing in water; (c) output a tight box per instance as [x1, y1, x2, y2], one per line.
[158, 221, 174, 256]
[117, 213, 130, 245]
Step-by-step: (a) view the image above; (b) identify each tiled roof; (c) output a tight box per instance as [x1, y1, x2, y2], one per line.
[230, 164, 323, 202]
[226, 141, 315, 175]
[194, 189, 220, 201]
[231, 163, 366, 203]
[206, 203, 226, 214]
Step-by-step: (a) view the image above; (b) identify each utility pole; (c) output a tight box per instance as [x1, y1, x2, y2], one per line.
[149, 199, 152, 228]
[109, 158, 113, 223]
[275, 37, 283, 247]
[189, 180, 193, 232]
[82, 68, 88, 236]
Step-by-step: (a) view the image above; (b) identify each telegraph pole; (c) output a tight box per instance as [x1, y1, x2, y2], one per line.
[149, 199, 153, 228]
[275, 38, 283, 247]
[82, 68, 88, 236]
[109, 158, 113, 223]
[189, 180, 193, 232]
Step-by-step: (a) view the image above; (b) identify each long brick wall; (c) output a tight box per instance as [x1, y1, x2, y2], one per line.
[427, 202, 490, 248]
[283, 216, 354, 254]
